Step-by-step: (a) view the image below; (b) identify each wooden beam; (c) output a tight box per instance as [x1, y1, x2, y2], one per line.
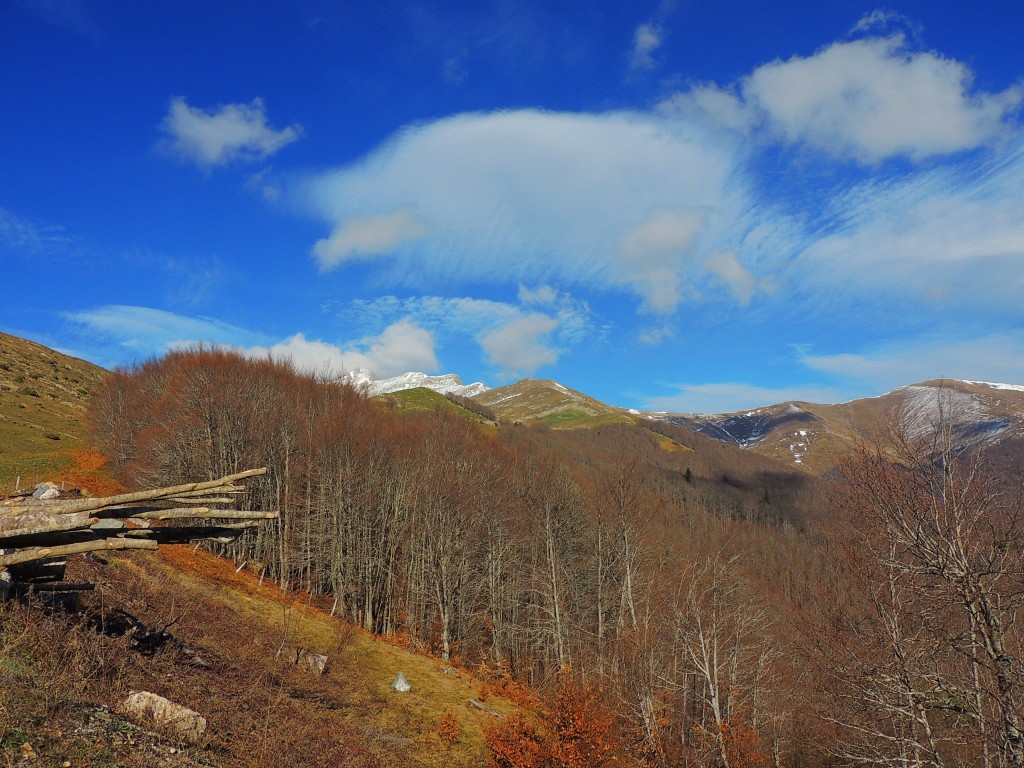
[0, 511, 95, 539]
[0, 538, 158, 567]
[132, 509, 278, 521]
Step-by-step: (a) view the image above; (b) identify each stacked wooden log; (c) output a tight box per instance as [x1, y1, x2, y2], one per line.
[0, 468, 276, 602]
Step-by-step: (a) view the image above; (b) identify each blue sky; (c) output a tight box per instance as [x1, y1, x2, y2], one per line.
[2, 0, 1023, 412]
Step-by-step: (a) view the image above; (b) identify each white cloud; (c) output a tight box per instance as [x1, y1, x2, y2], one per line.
[61, 306, 436, 380]
[297, 32, 1024, 341]
[312, 210, 432, 269]
[0, 207, 73, 255]
[797, 138, 1024, 310]
[800, 333, 1024, 392]
[63, 305, 254, 353]
[161, 97, 301, 167]
[245, 168, 282, 201]
[704, 251, 757, 305]
[480, 313, 560, 376]
[244, 320, 437, 378]
[618, 209, 703, 313]
[851, 9, 909, 35]
[303, 109, 745, 313]
[645, 382, 847, 414]
[658, 85, 753, 134]
[743, 35, 1022, 162]
[638, 325, 673, 345]
[630, 23, 662, 72]
[331, 292, 592, 377]
[518, 284, 559, 306]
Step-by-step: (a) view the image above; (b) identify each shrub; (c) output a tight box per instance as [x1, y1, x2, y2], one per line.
[437, 710, 461, 749]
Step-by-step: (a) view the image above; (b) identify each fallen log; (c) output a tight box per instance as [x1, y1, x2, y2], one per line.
[467, 698, 504, 717]
[0, 537, 158, 567]
[0, 511, 95, 538]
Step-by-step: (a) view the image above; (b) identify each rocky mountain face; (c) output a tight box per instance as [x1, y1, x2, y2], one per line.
[338, 369, 489, 398]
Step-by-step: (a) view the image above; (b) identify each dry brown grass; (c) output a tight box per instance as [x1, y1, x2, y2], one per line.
[1, 546, 530, 767]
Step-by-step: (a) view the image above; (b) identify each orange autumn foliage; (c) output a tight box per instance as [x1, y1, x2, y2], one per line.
[486, 715, 548, 768]
[437, 710, 461, 750]
[485, 677, 621, 768]
[547, 680, 618, 768]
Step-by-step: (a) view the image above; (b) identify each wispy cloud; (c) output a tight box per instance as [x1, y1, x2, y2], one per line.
[0, 207, 75, 256]
[62, 305, 259, 355]
[16, 0, 102, 40]
[796, 138, 1024, 312]
[160, 97, 302, 168]
[800, 333, 1024, 392]
[630, 23, 662, 72]
[640, 330, 1024, 414]
[292, 27, 1024, 395]
[644, 382, 848, 415]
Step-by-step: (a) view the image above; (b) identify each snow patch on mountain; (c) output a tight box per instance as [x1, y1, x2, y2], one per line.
[960, 380, 1024, 393]
[897, 385, 988, 440]
[339, 369, 490, 398]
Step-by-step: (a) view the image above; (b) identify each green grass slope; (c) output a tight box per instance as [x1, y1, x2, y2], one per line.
[0, 333, 110, 493]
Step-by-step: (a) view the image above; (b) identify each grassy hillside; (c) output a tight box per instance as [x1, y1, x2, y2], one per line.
[1, 545, 529, 767]
[473, 378, 625, 426]
[377, 387, 498, 434]
[0, 332, 115, 494]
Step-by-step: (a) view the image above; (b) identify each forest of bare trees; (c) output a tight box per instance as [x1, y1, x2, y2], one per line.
[89, 348, 1024, 767]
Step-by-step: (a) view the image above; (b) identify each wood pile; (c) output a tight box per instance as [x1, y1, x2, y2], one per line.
[0, 467, 276, 602]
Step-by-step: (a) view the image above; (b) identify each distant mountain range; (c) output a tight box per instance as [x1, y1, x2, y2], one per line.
[348, 369, 1024, 475]
[660, 379, 1024, 473]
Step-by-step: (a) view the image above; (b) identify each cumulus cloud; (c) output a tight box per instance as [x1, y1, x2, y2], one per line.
[244, 320, 437, 378]
[658, 85, 753, 134]
[743, 35, 1022, 162]
[312, 210, 432, 269]
[630, 23, 662, 72]
[161, 97, 301, 167]
[480, 313, 560, 376]
[330, 292, 592, 377]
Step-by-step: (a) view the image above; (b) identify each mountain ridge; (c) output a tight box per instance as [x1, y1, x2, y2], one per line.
[338, 368, 489, 398]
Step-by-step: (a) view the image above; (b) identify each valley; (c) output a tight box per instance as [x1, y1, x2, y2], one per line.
[2, 333, 1023, 767]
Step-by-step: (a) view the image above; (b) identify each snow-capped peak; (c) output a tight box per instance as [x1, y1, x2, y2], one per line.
[338, 369, 490, 398]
